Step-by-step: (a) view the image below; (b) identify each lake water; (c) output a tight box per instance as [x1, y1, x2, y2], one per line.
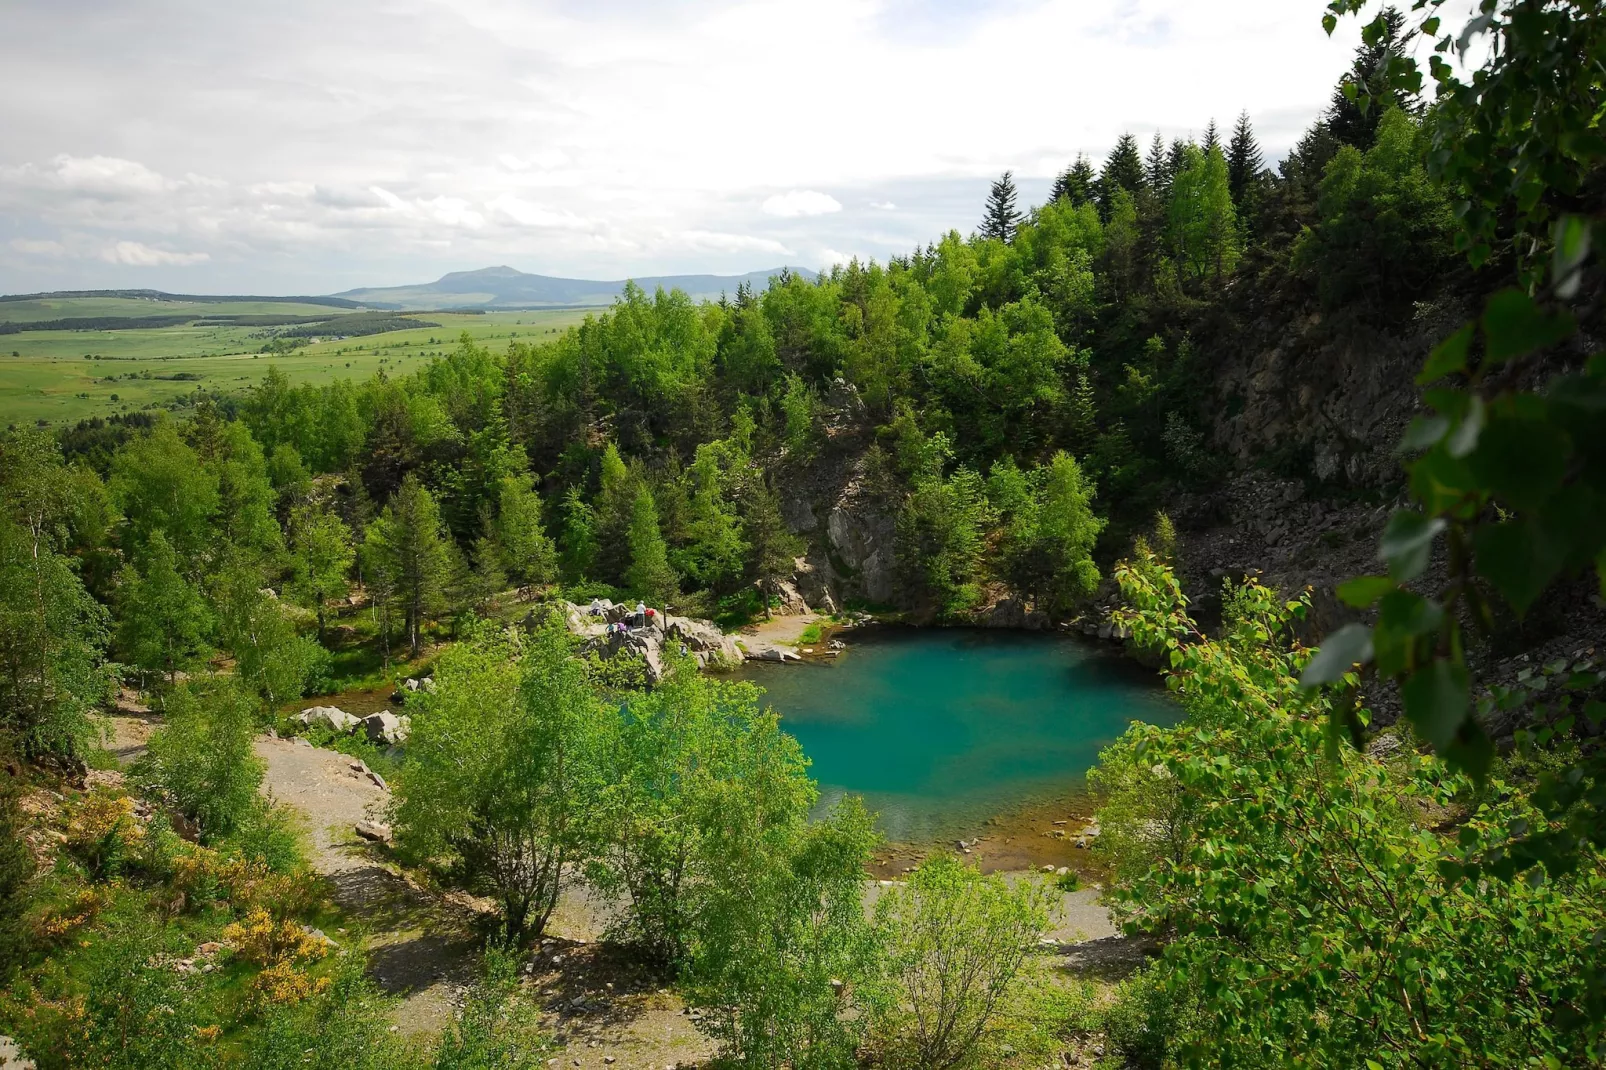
[735, 627, 1178, 842]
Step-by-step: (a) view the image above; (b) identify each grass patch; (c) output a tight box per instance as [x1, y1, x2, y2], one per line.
[797, 622, 825, 646]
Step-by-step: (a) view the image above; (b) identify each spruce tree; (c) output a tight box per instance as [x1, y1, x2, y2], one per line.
[625, 484, 677, 605]
[1049, 155, 1096, 207]
[980, 171, 1021, 243]
[1145, 133, 1169, 197]
[1166, 138, 1190, 188]
[1226, 110, 1264, 208]
[1201, 118, 1221, 156]
[1066, 372, 1098, 455]
[1326, 6, 1411, 149]
[742, 476, 801, 618]
[1097, 133, 1146, 218]
[364, 474, 453, 658]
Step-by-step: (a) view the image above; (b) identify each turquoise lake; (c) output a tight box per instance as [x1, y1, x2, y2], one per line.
[735, 628, 1178, 842]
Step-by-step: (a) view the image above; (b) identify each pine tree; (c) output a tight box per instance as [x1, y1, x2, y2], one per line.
[1326, 6, 1411, 149]
[625, 484, 677, 605]
[1066, 372, 1098, 455]
[593, 443, 635, 584]
[1226, 110, 1265, 208]
[1049, 155, 1096, 207]
[1201, 118, 1221, 156]
[1097, 133, 1146, 218]
[1166, 138, 1190, 187]
[364, 474, 453, 658]
[559, 487, 598, 582]
[1145, 133, 1169, 197]
[742, 476, 801, 618]
[494, 474, 557, 587]
[980, 171, 1021, 243]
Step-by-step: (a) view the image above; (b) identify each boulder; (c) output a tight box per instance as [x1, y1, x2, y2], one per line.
[770, 579, 810, 616]
[297, 706, 360, 734]
[980, 597, 1050, 631]
[360, 711, 410, 745]
[750, 646, 801, 663]
[354, 819, 392, 844]
[663, 615, 744, 669]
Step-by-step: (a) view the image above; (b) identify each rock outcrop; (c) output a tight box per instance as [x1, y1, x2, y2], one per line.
[297, 706, 360, 734]
[360, 711, 410, 745]
[564, 601, 743, 683]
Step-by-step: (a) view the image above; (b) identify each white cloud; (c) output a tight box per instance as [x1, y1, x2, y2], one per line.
[100, 241, 209, 266]
[819, 248, 860, 267]
[0, 0, 1374, 290]
[676, 230, 791, 255]
[487, 195, 589, 230]
[762, 190, 843, 218]
[9, 238, 66, 257]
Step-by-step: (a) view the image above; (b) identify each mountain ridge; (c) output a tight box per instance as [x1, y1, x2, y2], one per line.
[333, 264, 818, 309]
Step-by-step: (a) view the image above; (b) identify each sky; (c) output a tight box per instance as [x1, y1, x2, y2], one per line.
[0, 0, 1370, 296]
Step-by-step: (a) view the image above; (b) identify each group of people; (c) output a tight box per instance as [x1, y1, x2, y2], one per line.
[592, 599, 658, 636]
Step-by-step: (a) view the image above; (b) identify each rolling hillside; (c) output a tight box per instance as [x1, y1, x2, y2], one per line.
[333, 264, 818, 309]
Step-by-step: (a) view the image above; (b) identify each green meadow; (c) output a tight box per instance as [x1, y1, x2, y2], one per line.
[0, 303, 591, 427]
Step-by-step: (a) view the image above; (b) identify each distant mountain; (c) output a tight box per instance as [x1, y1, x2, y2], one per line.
[332, 265, 817, 309]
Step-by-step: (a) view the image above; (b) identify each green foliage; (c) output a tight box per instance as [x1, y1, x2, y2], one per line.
[684, 798, 880, 1070]
[392, 620, 603, 944]
[624, 483, 677, 604]
[0, 432, 112, 756]
[429, 944, 552, 1069]
[493, 474, 557, 587]
[1292, 108, 1453, 310]
[994, 451, 1104, 616]
[594, 660, 817, 966]
[286, 502, 354, 639]
[869, 854, 1054, 1070]
[133, 678, 265, 839]
[741, 474, 800, 612]
[0, 754, 33, 980]
[115, 531, 212, 688]
[1100, 552, 1606, 1065]
[897, 467, 994, 618]
[108, 420, 220, 566]
[1166, 143, 1241, 282]
[213, 551, 324, 709]
[365, 474, 455, 657]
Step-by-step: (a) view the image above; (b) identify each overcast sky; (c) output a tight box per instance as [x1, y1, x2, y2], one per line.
[0, 0, 1368, 295]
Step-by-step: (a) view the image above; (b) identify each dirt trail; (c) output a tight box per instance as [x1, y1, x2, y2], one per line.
[254, 736, 485, 1035]
[254, 735, 716, 1066]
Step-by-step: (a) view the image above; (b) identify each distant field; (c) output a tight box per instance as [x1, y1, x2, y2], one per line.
[0, 305, 592, 427]
[0, 296, 354, 324]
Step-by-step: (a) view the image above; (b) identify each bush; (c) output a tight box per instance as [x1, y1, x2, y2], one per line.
[869, 855, 1055, 1069]
[1102, 964, 1201, 1069]
[0, 753, 34, 978]
[430, 943, 552, 1069]
[132, 679, 264, 839]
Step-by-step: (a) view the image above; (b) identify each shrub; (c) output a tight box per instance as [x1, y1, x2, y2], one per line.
[132, 679, 263, 839]
[869, 855, 1054, 1069]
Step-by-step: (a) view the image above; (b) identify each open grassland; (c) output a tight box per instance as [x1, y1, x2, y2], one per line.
[0, 295, 354, 323]
[0, 306, 592, 426]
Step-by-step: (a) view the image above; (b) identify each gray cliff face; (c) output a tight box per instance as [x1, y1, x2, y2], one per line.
[773, 380, 903, 614]
[1207, 300, 1465, 489]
